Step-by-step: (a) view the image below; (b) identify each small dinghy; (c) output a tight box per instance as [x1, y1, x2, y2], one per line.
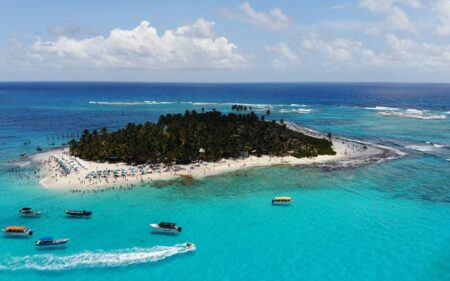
[65, 210, 92, 217]
[272, 196, 292, 205]
[35, 236, 69, 247]
[19, 207, 42, 217]
[150, 222, 182, 233]
[2, 226, 33, 236]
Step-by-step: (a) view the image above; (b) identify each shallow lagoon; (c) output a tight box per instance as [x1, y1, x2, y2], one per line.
[0, 83, 449, 280]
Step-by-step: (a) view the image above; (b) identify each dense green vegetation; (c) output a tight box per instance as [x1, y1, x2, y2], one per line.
[69, 110, 335, 164]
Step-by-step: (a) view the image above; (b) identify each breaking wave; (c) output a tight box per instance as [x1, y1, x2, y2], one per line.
[405, 142, 446, 152]
[279, 108, 313, 114]
[366, 106, 446, 120]
[88, 100, 312, 110]
[365, 106, 399, 111]
[0, 243, 194, 271]
[89, 101, 173, 106]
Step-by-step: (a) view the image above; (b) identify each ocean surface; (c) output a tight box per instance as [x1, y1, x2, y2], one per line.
[0, 82, 449, 281]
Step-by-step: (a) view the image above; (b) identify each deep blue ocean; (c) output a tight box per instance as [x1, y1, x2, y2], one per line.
[0, 82, 449, 280]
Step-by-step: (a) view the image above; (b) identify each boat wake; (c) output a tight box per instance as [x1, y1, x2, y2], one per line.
[0, 243, 194, 271]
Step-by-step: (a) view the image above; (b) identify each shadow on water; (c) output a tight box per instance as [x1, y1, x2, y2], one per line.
[149, 231, 180, 236]
[2, 235, 33, 239]
[34, 246, 68, 251]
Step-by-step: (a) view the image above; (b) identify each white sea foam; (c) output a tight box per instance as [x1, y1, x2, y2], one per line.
[377, 108, 446, 120]
[143, 101, 173, 104]
[290, 104, 308, 107]
[192, 102, 219, 106]
[0, 243, 194, 271]
[279, 108, 313, 114]
[89, 101, 173, 105]
[365, 106, 399, 111]
[16, 161, 31, 167]
[405, 145, 436, 152]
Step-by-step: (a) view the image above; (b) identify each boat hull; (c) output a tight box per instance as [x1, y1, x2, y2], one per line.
[2, 230, 33, 236]
[65, 210, 92, 217]
[20, 212, 42, 217]
[150, 224, 182, 233]
[272, 201, 292, 205]
[35, 239, 69, 247]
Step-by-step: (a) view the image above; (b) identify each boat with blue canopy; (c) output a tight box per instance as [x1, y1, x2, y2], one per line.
[35, 236, 69, 246]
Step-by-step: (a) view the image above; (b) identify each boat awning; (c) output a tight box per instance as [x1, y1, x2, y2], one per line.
[39, 236, 54, 241]
[5, 226, 26, 231]
[273, 197, 292, 201]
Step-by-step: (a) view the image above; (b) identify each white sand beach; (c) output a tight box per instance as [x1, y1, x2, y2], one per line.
[32, 122, 402, 191]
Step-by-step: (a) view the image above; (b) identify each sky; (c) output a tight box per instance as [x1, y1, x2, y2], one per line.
[0, 0, 450, 82]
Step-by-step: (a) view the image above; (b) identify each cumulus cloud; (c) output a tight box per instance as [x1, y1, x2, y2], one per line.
[299, 34, 450, 71]
[265, 42, 299, 69]
[223, 2, 291, 31]
[359, 0, 422, 32]
[384, 34, 450, 68]
[302, 37, 380, 66]
[6, 19, 247, 71]
[432, 0, 450, 36]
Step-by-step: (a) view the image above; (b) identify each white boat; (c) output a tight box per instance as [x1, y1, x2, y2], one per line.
[2, 226, 33, 236]
[150, 222, 182, 233]
[19, 207, 42, 217]
[272, 196, 292, 205]
[35, 236, 69, 247]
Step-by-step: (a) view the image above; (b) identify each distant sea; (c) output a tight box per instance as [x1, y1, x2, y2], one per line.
[0, 82, 449, 281]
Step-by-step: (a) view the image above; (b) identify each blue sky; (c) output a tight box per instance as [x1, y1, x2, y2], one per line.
[1, 0, 450, 82]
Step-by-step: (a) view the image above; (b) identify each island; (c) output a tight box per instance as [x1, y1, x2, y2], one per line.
[32, 110, 402, 190]
[69, 110, 335, 164]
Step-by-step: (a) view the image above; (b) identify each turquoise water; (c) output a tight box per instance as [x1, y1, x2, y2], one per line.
[0, 83, 449, 280]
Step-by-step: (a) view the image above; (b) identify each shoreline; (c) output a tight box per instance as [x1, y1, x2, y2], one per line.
[31, 122, 404, 191]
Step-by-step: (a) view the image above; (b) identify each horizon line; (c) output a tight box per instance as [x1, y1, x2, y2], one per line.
[1, 81, 450, 85]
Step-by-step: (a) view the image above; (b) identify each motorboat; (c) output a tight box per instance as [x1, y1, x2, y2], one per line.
[65, 210, 92, 217]
[35, 236, 69, 247]
[19, 207, 42, 217]
[272, 196, 292, 205]
[185, 242, 196, 250]
[150, 222, 182, 233]
[2, 226, 33, 236]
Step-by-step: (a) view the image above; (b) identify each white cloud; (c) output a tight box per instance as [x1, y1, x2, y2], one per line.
[384, 34, 450, 68]
[265, 42, 299, 69]
[359, 0, 422, 32]
[432, 0, 450, 36]
[299, 34, 450, 71]
[224, 2, 291, 31]
[6, 19, 247, 71]
[302, 37, 381, 66]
